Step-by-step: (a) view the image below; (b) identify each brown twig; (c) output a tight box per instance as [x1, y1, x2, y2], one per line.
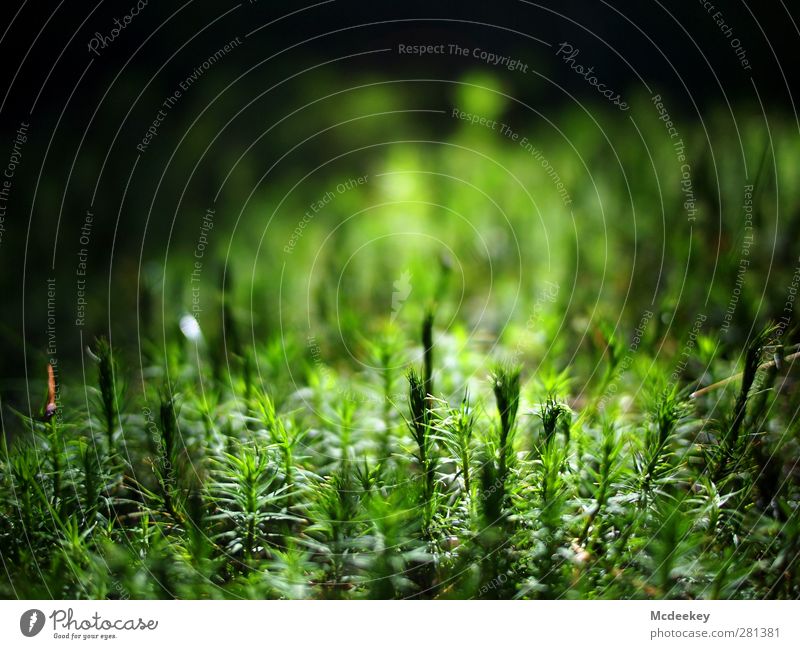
[44, 363, 57, 420]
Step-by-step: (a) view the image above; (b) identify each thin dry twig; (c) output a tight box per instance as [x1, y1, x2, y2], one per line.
[690, 349, 800, 399]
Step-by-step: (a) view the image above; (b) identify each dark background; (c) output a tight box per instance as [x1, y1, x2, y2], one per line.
[0, 0, 797, 394]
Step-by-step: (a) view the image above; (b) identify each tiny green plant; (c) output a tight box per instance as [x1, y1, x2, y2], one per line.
[435, 392, 476, 507]
[91, 337, 122, 455]
[406, 367, 436, 526]
[0, 317, 798, 600]
[637, 384, 684, 500]
[490, 362, 522, 487]
[421, 308, 435, 401]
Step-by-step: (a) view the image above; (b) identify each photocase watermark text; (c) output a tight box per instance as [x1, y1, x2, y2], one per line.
[452, 108, 572, 206]
[87, 1, 149, 56]
[555, 42, 628, 111]
[397, 43, 529, 72]
[284, 175, 368, 253]
[652, 94, 696, 222]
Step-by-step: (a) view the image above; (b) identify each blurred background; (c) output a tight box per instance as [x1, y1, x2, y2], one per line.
[0, 0, 799, 413]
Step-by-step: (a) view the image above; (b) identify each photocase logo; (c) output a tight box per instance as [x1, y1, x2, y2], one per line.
[391, 270, 412, 322]
[20, 609, 45, 637]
